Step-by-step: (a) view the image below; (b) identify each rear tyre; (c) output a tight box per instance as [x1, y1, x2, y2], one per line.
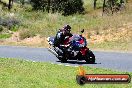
[59, 56, 67, 63]
[57, 56, 62, 61]
[85, 50, 95, 64]
[57, 55, 67, 63]
[61, 59, 67, 63]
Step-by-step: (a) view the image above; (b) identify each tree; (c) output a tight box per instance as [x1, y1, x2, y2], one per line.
[30, 0, 84, 15]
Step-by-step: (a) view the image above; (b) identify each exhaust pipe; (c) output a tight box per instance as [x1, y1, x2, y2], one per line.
[48, 48, 58, 57]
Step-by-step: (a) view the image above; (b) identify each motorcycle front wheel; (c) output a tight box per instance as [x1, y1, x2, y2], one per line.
[85, 50, 95, 64]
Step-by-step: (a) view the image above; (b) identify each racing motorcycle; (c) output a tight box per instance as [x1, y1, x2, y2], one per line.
[47, 30, 95, 63]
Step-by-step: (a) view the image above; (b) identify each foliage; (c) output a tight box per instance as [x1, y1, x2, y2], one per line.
[0, 33, 11, 39]
[30, 0, 84, 15]
[19, 29, 35, 40]
[0, 17, 20, 30]
[0, 25, 4, 32]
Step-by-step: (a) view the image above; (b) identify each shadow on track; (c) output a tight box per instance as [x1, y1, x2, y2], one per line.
[57, 60, 101, 65]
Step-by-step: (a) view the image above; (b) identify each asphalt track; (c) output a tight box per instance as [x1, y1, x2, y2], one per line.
[0, 45, 132, 72]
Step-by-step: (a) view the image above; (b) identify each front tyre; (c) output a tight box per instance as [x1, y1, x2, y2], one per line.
[85, 50, 95, 64]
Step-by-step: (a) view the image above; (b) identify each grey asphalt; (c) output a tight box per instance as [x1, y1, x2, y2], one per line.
[0, 45, 132, 72]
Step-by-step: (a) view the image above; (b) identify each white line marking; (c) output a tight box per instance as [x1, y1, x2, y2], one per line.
[74, 66, 79, 67]
[65, 65, 70, 66]
[58, 64, 63, 65]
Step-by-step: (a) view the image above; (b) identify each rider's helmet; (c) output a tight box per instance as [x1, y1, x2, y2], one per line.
[63, 24, 71, 33]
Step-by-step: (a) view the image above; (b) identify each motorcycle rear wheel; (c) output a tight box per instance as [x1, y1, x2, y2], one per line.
[60, 58, 67, 63]
[57, 56, 67, 63]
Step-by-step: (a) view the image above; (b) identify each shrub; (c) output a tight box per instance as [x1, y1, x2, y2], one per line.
[3, 18, 20, 28]
[30, 0, 84, 15]
[0, 25, 4, 32]
[0, 34, 11, 39]
[0, 17, 20, 30]
[19, 29, 35, 40]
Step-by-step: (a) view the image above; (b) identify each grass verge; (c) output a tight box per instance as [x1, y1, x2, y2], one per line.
[0, 58, 132, 88]
[89, 41, 132, 51]
[0, 34, 11, 39]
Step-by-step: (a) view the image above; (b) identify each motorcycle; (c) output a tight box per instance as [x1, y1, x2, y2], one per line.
[47, 30, 95, 63]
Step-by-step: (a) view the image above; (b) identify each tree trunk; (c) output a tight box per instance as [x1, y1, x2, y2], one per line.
[94, 0, 97, 10]
[111, 0, 114, 14]
[102, 0, 106, 12]
[22, 0, 25, 5]
[8, 0, 12, 11]
[47, 0, 50, 13]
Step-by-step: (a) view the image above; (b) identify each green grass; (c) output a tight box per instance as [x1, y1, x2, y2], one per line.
[89, 41, 132, 51]
[0, 58, 132, 88]
[0, 34, 11, 39]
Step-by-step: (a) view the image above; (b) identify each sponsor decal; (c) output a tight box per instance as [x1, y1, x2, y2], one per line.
[76, 66, 131, 85]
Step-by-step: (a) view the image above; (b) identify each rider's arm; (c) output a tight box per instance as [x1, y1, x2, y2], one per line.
[56, 32, 62, 39]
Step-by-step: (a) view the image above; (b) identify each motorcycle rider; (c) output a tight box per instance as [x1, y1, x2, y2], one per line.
[53, 25, 73, 58]
[54, 24, 73, 47]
